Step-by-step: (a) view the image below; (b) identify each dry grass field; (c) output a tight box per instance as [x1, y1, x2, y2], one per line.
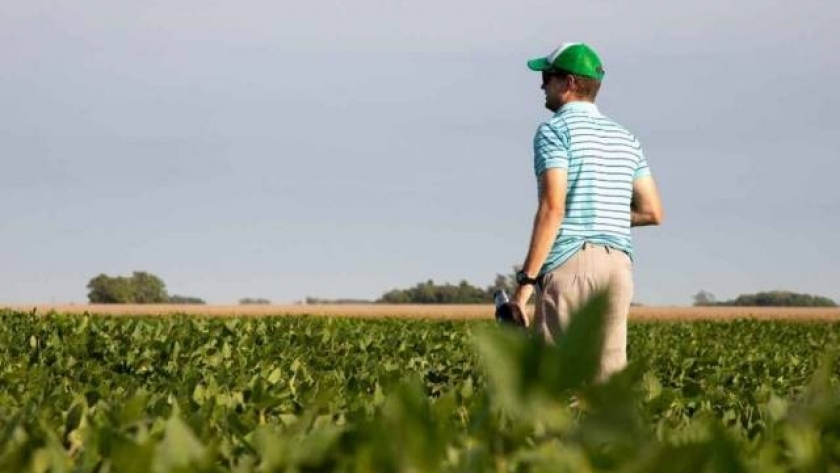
[4, 304, 840, 321]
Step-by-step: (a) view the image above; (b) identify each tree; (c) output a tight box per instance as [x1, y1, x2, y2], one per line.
[378, 290, 410, 304]
[376, 266, 526, 304]
[696, 290, 837, 307]
[87, 274, 134, 303]
[491, 269, 519, 297]
[727, 291, 836, 307]
[304, 297, 372, 304]
[86, 271, 169, 304]
[168, 295, 206, 304]
[239, 298, 271, 305]
[693, 290, 717, 306]
[378, 279, 494, 304]
[130, 271, 168, 303]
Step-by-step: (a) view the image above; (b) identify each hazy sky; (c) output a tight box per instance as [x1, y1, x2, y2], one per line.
[2, 0, 838, 305]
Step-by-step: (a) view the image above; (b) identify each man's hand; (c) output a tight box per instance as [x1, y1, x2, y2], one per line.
[510, 283, 535, 327]
[497, 301, 529, 327]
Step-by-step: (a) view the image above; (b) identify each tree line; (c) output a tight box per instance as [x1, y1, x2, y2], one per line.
[693, 290, 836, 307]
[376, 272, 517, 304]
[86, 271, 836, 307]
[88, 272, 281, 305]
[85, 271, 518, 306]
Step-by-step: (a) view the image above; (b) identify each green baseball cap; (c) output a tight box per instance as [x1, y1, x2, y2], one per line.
[527, 42, 605, 80]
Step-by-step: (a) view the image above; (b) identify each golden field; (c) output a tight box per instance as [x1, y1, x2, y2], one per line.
[4, 304, 840, 321]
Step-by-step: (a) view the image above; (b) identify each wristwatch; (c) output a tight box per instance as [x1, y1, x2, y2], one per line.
[515, 270, 538, 286]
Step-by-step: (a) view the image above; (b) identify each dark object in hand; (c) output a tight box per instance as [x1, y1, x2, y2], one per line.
[493, 290, 527, 327]
[496, 302, 527, 327]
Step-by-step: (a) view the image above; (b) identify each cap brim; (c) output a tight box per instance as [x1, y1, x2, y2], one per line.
[527, 57, 551, 71]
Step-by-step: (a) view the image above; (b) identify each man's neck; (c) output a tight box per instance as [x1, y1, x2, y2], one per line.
[556, 99, 598, 115]
[560, 96, 595, 106]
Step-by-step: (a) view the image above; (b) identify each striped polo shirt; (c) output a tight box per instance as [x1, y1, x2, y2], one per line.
[533, 101, 651, 276]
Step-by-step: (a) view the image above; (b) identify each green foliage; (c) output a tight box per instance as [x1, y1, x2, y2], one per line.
[491, 269, 519, 298]
[1, 307, 840, 471]
[378, 269, 519, 304]
[86, 273, 135, 303]
[698, 290, 837, 307]
[378, 279, 492, 304]
[86, 271, 169, 304]
[727, 291, 837, 307]
[693, 290, 717, 306]
[168, 295, 206, 304]
[379, 279, 489, 303]
[304, 297, 373, 304]
[238, 298, 271, 305]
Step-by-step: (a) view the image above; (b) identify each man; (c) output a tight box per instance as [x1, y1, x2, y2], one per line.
[511, 43, 663, 381]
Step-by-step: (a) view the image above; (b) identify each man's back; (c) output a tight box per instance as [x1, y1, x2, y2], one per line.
[534, 101, 649, 275]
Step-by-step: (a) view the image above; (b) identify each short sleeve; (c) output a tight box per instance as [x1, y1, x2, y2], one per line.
[533, 123, 568, 177]
[633, 142, 652, 179]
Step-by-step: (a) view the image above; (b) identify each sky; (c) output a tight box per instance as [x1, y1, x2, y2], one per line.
[1, 0, 838, 305]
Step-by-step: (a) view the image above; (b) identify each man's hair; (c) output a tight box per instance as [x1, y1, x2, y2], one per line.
[570, 74, 601, 100]
[547, 70, 602, 100]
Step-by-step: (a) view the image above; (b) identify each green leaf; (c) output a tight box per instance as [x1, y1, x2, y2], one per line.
[151, 416, 207, 473]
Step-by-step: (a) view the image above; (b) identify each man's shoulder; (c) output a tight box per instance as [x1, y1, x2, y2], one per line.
[594, 112, 635, 134]
[537, 114, 574, 138]
[567, 111, 641, 145]
[537, 108, 643, 148]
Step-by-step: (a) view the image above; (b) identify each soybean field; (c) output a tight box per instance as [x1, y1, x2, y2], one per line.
[2, 300, 840, 472]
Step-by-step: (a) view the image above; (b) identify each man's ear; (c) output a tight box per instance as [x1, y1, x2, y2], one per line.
[565, 75, 577, 94]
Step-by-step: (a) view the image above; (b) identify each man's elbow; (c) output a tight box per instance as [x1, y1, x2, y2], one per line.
[540, 204, 565, 221]
[650, 207, 664, 226]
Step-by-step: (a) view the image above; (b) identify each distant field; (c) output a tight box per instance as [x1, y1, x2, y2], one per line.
[5, 303, 840, 320]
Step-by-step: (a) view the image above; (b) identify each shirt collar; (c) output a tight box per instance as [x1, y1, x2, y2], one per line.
[556, 101, 599, 116]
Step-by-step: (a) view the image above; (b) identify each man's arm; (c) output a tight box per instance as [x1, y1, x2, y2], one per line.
[631, 176, 664, 227]
[512, 168, 567, 311]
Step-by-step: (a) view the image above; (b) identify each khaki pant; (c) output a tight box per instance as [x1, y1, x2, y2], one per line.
[535, 242, 634, 382]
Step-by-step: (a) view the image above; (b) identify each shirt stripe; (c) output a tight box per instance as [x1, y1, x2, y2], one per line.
[532, 101, 652, 275]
